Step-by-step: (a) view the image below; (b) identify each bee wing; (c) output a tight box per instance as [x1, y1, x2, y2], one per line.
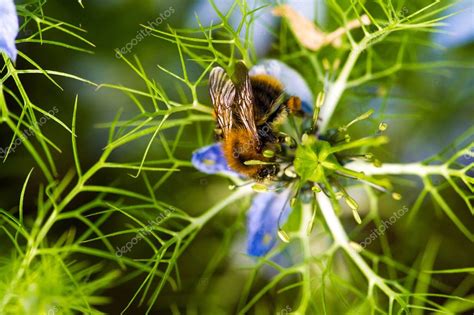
[209, 67, 236, 137]
[234, 61, 259, 142]
[255, 92, 286, 125]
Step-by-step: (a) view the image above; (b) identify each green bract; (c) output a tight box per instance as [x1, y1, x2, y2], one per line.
[294, 136, 340, 183]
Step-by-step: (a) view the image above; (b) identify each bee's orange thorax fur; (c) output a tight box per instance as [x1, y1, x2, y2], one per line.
[250, 74, 284, 92]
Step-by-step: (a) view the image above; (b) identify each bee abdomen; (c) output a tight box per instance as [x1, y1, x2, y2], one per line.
[250, 74, 284, 118]
[222, 129, 275, 180]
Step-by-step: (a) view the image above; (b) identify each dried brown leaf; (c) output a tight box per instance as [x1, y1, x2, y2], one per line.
[273, 5, 371, 51]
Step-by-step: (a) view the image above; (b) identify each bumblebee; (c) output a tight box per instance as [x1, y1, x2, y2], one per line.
[209, 61, 302, 181]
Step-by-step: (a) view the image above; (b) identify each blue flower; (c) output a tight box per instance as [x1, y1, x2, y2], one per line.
[191, 143, 240, 177]
[192, 60, 313, 257]
[0, 0, 19, 62]
[433, 0, 474, 48]
[246, 190, 292, 256]
[186, 0, 326, 57]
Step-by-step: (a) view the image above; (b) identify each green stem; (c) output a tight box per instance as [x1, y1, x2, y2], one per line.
[319, 39, 367, 132]
[0, 149, 112, 311]
[345, 161, 458, 177]
[316, 191, 405, 306]
[294, 202, 313, 315]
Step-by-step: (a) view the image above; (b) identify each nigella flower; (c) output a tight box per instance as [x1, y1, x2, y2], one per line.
[192, 59, 313, 257]
[0, 0, 19, 61]
[191, 143, 240, 178]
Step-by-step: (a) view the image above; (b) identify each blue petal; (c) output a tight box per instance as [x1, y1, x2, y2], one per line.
[433, 0, 474, 48]
[247, 189, 292, 257]
[187, 0, 325, 57]
[186, 0, 275, 56]
[250, 59, 314, 114]
[287, 0, 327, 25]
[191, 143, 239, 176]
[0, 0, 19, 61]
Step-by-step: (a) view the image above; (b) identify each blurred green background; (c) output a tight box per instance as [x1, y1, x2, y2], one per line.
[1, 0, 473, 313]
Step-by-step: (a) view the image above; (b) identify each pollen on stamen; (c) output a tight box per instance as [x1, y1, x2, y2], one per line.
[311, 185, 322, 192]
[263, 233, 272, 245]
[378, 122, 388, 132]
[301, 133, 309, 143]
[307, 214, 316, 235]
[345, 195, 359, 211]
[284, 136, 295, 146]
[244, 160, 271, 166]
[284, 168, 297, 178]
[340, 109, 374, 131]
[392, 192, 402, 200]
[352, 209, 362, 224]
[277, 229, 290, 243]
[251, 183, 268, 192]
[316, 91, 325, 108]
[373, 159, 382, 167]
[322, 58, 330, 70]
[263, 150, 275, 158]
[203, 159, 215, 165]
[338, 126, 347, 133]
